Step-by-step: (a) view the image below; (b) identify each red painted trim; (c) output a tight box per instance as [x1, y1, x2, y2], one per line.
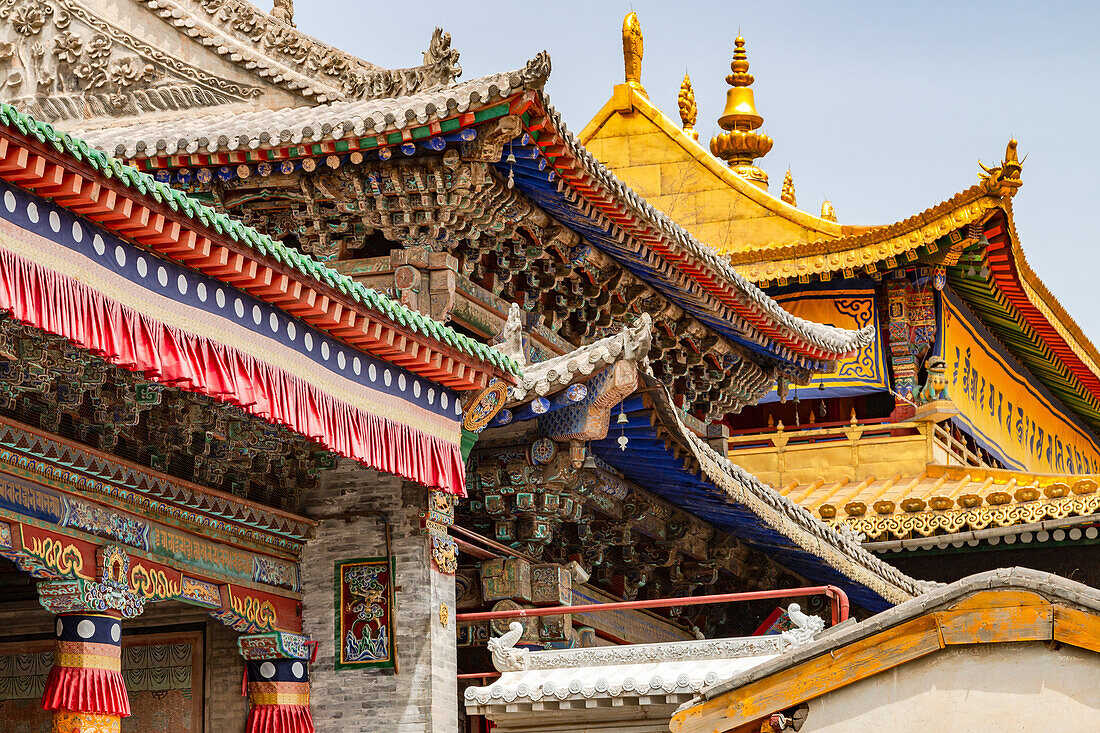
[0, 128, 506, 393]
[0, 243, 467, 495]
[983, 213, 1100, 399]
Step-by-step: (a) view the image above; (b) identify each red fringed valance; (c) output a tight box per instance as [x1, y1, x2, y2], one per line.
[0, 245, 466, 494]
[246, 705, 315, 733]
[40, 665, 130, 717]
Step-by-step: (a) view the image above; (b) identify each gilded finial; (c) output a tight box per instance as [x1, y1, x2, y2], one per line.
[622, 12, 647, 97]
[820, 199, 837, 222]
[678, 73, 698, 141]
[781, 169, 796, 206]
[710, 34, 772, 189]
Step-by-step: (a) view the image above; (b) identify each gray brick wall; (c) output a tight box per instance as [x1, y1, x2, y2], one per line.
[300, 463, 457, 733]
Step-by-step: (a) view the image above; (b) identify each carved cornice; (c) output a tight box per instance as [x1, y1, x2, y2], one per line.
[134, 0, 460, 103]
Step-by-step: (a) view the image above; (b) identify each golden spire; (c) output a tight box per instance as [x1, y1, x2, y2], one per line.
[781, 169, 796, 206]
[678, 72, 699, 141]
[710, 35, 773, 189]
[820, 199, 837, 222]
[622, 12, 647, 97]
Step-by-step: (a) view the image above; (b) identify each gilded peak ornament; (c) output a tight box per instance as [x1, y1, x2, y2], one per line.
[622, 12, 647, 97]
[781, 169, 797, 207]
[678, 72, 699, 141]
[711, 34, 772, 189]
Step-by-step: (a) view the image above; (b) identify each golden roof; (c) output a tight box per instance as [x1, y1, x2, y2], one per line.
[784, 463, 1100, 540]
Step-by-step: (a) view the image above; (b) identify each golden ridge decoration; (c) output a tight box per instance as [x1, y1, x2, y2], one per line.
[781, 170, 797, 207]
[622, 12, 647, 97]
[678, 73, 699, 141]
[711, 35, 773, 189]
[832, 485, 1100, 540]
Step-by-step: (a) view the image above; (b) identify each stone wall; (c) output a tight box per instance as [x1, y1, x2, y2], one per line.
[300, 462, 457, 733]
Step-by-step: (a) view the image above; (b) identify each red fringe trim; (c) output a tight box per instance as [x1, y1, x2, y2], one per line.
[0, 238, 465, 494]
[247, 705, 315, 733]
[40, 665, 130, 717]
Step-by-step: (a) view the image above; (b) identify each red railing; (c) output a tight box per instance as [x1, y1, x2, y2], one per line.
[456, 586, 848, 683]
[456, 585, 849, 628]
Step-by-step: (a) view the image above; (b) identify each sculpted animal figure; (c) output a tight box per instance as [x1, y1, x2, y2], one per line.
[487, 621, 528, 672]
[917, 357, 949, 404]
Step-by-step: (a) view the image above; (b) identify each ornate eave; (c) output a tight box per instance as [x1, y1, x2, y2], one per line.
[731, 182, 1005, 284]
[788, 463, 1100, 541]
[131, 0, 462, 104]
[0, 104, 515, 388]
[77, 57, 874, 381]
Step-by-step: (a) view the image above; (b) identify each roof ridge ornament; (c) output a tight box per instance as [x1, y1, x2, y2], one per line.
[781, 169, 797, 207]
[270, 0, 294, 26]
[978, 139, 1024, 198]
[710, 35, 773, 190]
[679, 73, 699, 141]
[622, 12, 648, 98]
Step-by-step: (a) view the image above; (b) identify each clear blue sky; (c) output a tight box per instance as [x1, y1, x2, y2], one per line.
[295, 0, 1100, 342]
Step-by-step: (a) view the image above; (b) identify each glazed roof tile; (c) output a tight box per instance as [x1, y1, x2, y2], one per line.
[0, 102, 520, 377]
[75, 56, 873, 364]
[74, 60, 551, 158]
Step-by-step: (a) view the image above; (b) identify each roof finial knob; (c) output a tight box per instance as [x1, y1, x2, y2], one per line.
[781, 169, 797, 207]
[678, 72, 699, 141]
[711, 33, 772, 189]
[727, 36, 754, 87]
[820, 199, 837, 222]
[622, 12, 647, 97]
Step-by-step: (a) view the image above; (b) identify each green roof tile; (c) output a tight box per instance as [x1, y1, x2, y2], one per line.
[0, 101, 521, 379]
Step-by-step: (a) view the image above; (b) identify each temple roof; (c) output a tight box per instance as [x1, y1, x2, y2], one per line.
[0, 0, 462, 127]
[595, 376, 930, 609]
[674, 567, 1100, 732]
[465, 608, 821, 716]
[784, 463, 1100, 541]
[73, 59, 550, 158]
[0, 102, 518, 381]
[504, 312, 654, 405]
[73, 57, 875, 375]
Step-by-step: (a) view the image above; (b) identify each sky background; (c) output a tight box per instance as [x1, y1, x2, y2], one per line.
[295, 0, 1100, 341]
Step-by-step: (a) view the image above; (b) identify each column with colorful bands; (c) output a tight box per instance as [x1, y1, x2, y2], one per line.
[41, 613, 129, 733]
[245, 657, 315, 733]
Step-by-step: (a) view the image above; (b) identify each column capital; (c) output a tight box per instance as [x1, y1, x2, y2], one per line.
[37, 545, 145, 618]
[238, 631, 312, 660]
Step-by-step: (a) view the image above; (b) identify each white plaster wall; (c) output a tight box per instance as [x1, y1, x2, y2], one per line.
[802, 642, 1100, 733]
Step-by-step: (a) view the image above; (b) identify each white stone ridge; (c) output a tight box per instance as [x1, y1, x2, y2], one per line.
[504, 313, 653, 405]
[465, 604, 821, 712]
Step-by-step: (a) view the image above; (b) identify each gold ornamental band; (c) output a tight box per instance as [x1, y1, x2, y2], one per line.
[250, 691, 310, 706]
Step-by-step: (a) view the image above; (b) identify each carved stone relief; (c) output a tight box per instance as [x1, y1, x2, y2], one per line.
[0, 0, 262, 121]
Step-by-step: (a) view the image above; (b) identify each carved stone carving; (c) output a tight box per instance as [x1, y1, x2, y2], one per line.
[0, 0, 266, 122]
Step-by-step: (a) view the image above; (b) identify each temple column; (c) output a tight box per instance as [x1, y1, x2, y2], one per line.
[238, 632, 315, 733]
[36, 546, 145, 733]
[40, 610, 129, 733]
